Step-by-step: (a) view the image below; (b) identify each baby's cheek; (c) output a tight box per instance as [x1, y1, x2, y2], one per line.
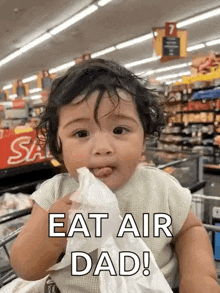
[71, 151, 86, 159]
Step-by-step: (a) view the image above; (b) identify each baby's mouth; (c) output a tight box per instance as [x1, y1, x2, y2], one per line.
[90, 166, 115, 178]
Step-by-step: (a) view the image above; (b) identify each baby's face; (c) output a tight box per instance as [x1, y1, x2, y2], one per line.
[58, 90, 145, 191]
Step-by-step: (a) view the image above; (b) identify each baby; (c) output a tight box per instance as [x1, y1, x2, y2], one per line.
[10, 58, 219, 293]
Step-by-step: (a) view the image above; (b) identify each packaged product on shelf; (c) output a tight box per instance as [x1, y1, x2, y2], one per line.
[188, 101, 196, 111]
[200, 112, 207, 123]
[216, 99, 220, 110]
[215, 114, 220, 123]
[214, 135, 220, 147]
[194, 113, 200, 122]
[182, 114, 188, 124]
[216, 125, 220, 133]
[192, 146, 214, 156]
[207, 112, 214, 122]
[182, 104, 188, 111]
[189, 113, 194, 122]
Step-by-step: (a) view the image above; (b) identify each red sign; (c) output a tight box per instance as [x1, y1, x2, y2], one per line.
[0, 129, 53, 169]
[12, 98, 25, 109]
[165, 22, 177, 37]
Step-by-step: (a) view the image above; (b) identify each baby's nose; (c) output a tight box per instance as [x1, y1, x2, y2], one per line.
[92, 133, 114, 155]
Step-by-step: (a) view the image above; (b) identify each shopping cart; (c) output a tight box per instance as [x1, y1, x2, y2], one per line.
[0, 208, 32, 288]
[1, 188, 220, 289]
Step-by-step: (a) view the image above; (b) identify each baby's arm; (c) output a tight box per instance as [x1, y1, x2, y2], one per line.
[10, 193, 74, 281]
[173, 210, 220, 293]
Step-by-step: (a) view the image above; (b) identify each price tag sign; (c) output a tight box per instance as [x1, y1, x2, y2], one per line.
[163, 37, 180, 57]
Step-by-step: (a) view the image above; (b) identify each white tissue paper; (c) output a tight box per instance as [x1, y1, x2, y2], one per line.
[50, 167, 173, 293]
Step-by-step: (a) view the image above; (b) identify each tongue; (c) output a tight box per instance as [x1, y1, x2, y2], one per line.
[92, 167, 113, 178]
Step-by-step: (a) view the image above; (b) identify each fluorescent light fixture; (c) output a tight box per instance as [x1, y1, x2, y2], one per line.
[9, 94, 17, 100]
[177, 7, 220, 28]
[98, 0, 113, 6]
[22, 75, 38, 83]
[21, 33, 51, 53]
[141, 70, 156, 76]
[125, 56, 160, 68]
[29, 88, 42, 94]
[135, 71, 148, 76]
[154, 63, 189, 73]
[50, 5, 98, 35]
[91, 46, 116, 58]
[49, 61, 75, 74]
[30, 95, 42, 100]
[2, 101, 13, 108]
[206, 38, 220, 46]
[116, 33, 153, 50]
[3, 84, 13, 90]
[156, 71, 191, 81]
[187, 44, 205, 51]
[0, 50, 23, 66]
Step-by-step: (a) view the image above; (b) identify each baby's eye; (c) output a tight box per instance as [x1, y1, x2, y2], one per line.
[113, 127, 129, 135]
[73, 130, 89, 138]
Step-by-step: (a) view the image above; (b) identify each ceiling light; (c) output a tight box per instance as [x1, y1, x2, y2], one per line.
[177, 7, 220, 28]
[29, 88, 42, 94]
[156, 71, 191, 81]
[50, 5, 98, 35]
[154, 63, 189, 73]
[3, 84, 13, 90]
[187, 44, 205, 51]
[141, 70, 156, 76]
[9, 94, 17, 100]
[206, 38, 220, 46]
[91, 46, 116, 58]
[0, 50, 23, 66]
[21, 33, 51, 53]
[30, 95, 42, 100]
[135, 71, 149, 76]
[22, 75, 38, 83]
[98, 0, 113, 6]
[49, 61, 75, 74]
[1, 101, 13, 108]
[124, 56, 160, 68]
[116, 33, 153, 50]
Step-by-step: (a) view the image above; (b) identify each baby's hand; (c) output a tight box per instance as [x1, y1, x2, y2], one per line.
[47, 191, 80, 249]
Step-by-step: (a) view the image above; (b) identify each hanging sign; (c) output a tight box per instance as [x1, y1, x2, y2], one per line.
[37, 69, 56, 90]
[12, 79, 29, 97]
[0, 90, 9, 101]
[163, 22, 180, 57]
[152, 22, 188, 62]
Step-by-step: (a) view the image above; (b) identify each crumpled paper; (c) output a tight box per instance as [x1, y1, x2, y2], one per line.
[50, 167, 173, 293]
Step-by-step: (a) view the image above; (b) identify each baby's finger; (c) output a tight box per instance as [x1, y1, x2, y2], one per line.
[70, 191, 81, 209]
[60, 194, 73, 205]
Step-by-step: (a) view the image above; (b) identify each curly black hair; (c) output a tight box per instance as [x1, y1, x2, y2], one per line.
[37, 58, 165, 163]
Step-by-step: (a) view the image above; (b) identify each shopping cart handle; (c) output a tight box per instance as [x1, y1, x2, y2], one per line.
[188, 181, 206, 194]
[203, 224, 220, 233]
[0, 207, 32, 224]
